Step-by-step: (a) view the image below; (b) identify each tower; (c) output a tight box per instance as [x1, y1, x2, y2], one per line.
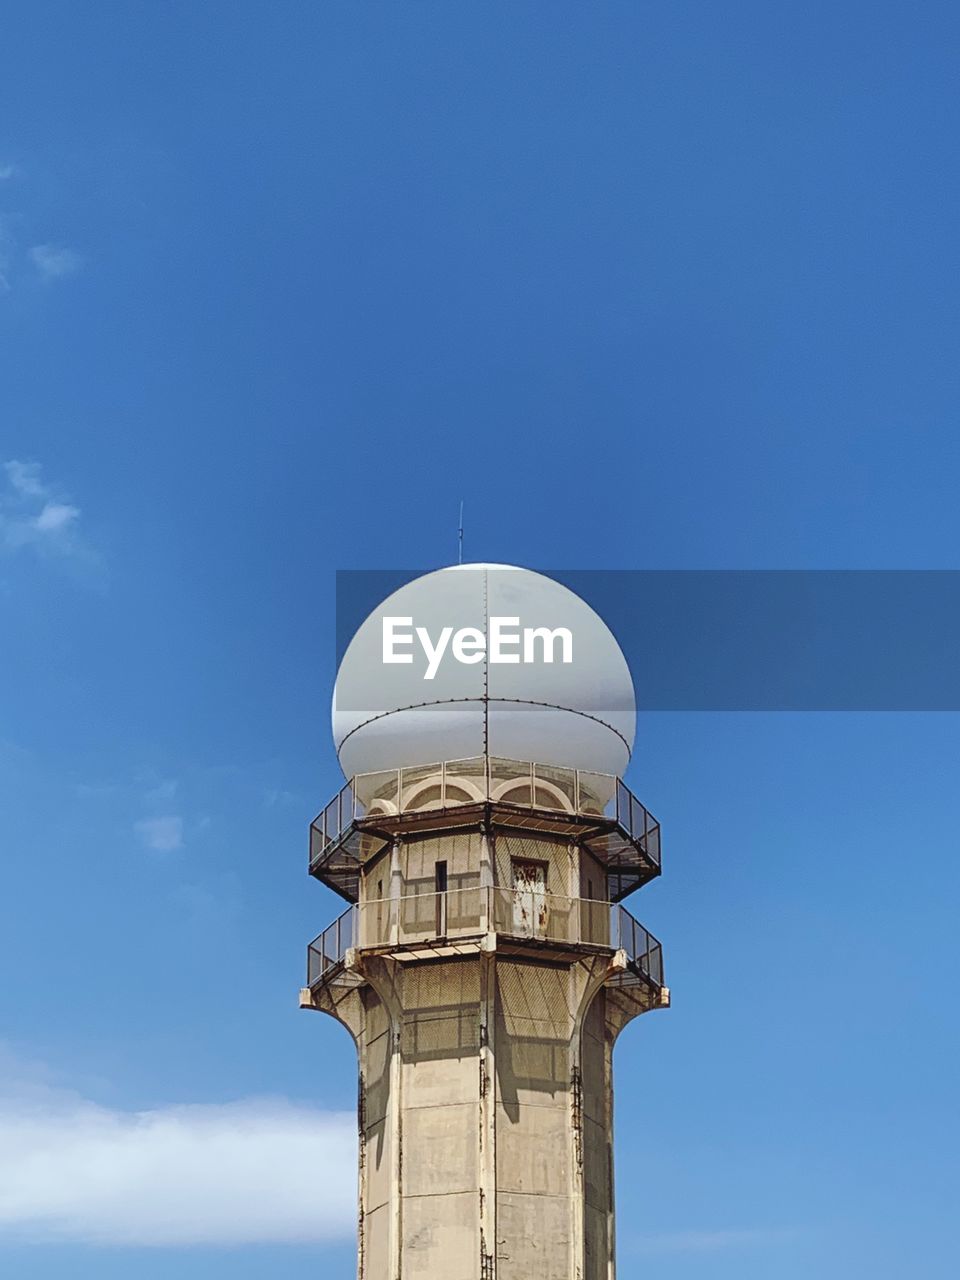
[301, 566, 668, 1280]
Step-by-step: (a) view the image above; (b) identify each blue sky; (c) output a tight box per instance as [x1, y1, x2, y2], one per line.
[1, 2, 959, 1276]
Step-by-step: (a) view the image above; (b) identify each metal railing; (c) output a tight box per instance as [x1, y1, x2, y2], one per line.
[310, 756, 660, 873]
[307, 906, 356, 987]
[306, 888, 662, 989]
[612, 905, 663, 986]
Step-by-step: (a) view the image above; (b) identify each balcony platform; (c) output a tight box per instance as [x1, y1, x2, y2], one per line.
[309, 756, 662, 904]
[303, 888, 665, 1004]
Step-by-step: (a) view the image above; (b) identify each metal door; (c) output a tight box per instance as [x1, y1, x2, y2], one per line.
[512, 859, 547, 938]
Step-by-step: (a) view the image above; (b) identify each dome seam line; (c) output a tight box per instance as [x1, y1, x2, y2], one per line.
[335, 697, 632, 768]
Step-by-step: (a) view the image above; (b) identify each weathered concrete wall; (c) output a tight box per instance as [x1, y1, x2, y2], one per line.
[361, 983, 394, 1279]
[579, 847, 607, 904]
[401, 960, 481, 1279]
[403, 831, 483, 896]
[581, 989, 613, 1280]
[494, 956, 574, 1279]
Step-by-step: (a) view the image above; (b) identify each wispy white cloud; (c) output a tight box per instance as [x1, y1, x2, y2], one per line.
[32, 501, 80, 532]
[263, 785, 300, 809]
[28, 243, 83, 281]
[0, 460, 89, 561]
[0, 168, 86, 289]
[627, 1227, 797, 1255]
[73, 782, 121, 800]
[142, 776, 179, 804]
[0, 1051, 356, 1247]
[5, 461, 46, 498]
[134, 815, 184, 853]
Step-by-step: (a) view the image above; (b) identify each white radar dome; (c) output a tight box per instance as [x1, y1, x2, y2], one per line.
[333, 565, 635, 779]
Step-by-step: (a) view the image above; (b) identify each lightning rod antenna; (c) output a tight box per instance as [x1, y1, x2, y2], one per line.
[458, 500, 464, 564]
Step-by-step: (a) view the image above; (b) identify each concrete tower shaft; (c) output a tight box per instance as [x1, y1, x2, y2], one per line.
[301, 760, 667, 1280]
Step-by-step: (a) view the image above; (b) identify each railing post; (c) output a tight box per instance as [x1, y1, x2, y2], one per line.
[479, 815, 494, 940]
[435, 859, 449, 939]
[437, 889, 447, 939]
[390, 837, 402, 945]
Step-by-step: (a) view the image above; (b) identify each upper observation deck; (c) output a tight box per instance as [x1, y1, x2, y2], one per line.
[309, 755, 661, 904]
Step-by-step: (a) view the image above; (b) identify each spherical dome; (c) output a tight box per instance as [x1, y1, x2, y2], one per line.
[332, 564, 635, 778]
